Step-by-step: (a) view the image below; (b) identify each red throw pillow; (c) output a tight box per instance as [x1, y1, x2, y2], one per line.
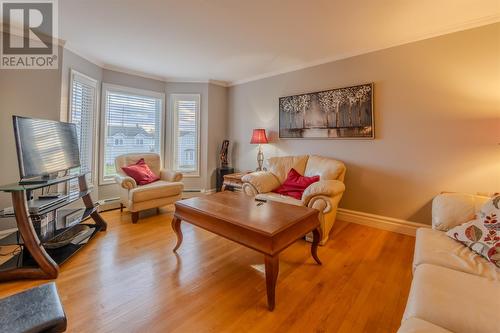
[121, 158, 160, 185]
[272, 168, 320, 200]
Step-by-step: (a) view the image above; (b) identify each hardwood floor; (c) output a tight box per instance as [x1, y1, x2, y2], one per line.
[0, 207, 415, 333]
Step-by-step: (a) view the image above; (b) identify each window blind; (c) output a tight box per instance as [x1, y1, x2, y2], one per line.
[102, 88, 162, 181]
[69, 71, 97, 190]
[172, 94, 200, 174]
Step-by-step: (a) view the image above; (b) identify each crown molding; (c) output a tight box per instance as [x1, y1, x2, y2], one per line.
[228, 15, 500, 87]
[62, 50, 231, 86]
[63, 44, 105, 68]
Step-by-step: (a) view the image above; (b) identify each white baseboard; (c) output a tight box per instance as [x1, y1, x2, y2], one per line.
[337, 208, 430, 236]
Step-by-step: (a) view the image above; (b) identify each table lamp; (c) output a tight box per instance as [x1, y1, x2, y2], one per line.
[250, 129, 268, 171]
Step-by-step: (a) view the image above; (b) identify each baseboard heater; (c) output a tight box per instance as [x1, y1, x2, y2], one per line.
[97, 197, 120, 212]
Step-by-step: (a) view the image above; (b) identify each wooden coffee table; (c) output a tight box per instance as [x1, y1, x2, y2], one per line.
[171, 191, 322, 311]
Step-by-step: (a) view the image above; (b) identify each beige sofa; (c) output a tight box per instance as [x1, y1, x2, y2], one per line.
[114, 153, 184, 223]
[241, 155, 346, 245]
[398, 193, 500, 333]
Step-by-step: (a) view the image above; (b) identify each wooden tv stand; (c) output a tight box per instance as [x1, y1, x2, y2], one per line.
[0, 173, 107, 281]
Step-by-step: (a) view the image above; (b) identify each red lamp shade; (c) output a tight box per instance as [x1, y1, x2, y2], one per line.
[250, 129, 268, 144]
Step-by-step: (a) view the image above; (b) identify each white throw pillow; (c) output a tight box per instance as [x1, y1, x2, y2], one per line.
[446, 195, 500, 268]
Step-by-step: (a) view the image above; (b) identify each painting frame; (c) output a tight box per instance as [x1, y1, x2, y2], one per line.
[278, 83, 375, 140]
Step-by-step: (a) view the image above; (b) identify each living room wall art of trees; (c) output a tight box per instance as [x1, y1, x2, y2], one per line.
[279, 83, 374, 139]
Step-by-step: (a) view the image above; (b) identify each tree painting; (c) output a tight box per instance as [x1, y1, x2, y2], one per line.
[279, 83, 373, 139]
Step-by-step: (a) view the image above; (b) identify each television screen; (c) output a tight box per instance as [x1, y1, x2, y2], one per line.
[13, 116, 81, 180]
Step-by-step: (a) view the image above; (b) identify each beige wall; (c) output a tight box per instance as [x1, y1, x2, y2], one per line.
[228, 23, 500, 224]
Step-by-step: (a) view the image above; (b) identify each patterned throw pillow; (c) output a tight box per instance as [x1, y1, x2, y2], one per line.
[446, 195, 500, 268]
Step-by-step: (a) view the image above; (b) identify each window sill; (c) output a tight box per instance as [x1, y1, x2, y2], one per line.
[182, 173, 200, 178]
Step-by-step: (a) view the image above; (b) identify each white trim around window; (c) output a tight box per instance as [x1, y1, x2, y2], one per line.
[68, 69, 99, 187]
[170, 94, 201, 177]
[99, 83, 166, 185]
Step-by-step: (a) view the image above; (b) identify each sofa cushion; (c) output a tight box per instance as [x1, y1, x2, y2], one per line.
[414, 228, 499, 280]
[266, 155, 309, 184]
[397, 318, 452, 333]
[272, 168, 319, 200]
[255, 192, 303, 207]
[403, 264, 500, 333]
[129, 181, 183, 203]
[304, 155, 345, 181]
[432, 193, 490, 231]
[446, 195, 500, 268]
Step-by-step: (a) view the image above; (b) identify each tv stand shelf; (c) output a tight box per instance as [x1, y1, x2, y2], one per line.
[0, 174, 107, 281]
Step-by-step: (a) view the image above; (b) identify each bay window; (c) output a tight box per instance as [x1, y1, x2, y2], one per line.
[100, 84, 164, 184]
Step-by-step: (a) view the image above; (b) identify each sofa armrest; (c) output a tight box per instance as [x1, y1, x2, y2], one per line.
[241, 171, 280, 194]
[115, 174, 137, 190]
[160, 169, 183, 182]
[302, 180, 345, 205]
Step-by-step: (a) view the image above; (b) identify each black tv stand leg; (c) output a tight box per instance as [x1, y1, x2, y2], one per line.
[78, 175, 107, 231]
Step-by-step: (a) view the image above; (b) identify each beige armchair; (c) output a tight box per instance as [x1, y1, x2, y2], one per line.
[242, 155, 346, 245]
[114, 153, 184, 223]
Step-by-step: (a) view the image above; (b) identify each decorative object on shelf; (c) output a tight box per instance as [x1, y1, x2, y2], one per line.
[250, 129, 268, 171]
[219, 140, 230, 168]
[279, 83, 374, 139]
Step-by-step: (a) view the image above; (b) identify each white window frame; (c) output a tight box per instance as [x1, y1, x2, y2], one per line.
[100, 83, 165, 185]
[68, 69, 99, 187]
[170, 93, 201, 177]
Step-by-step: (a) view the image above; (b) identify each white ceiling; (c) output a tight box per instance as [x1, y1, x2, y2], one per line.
[59, 0, 500, 86]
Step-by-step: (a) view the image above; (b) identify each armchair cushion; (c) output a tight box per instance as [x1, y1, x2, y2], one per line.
[130, 181, 184, 203]
[273, 168, 319, 200]
[302, 180, 346, 204]
[255, 193, 303, 207]
[121, 158, 160, 185]
[267, 155, 309, 183]
[304, 155, 345, 181]
[241, 171, 280, 194]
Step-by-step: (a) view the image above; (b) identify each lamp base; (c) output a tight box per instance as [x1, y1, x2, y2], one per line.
[256, 145, 265, 171]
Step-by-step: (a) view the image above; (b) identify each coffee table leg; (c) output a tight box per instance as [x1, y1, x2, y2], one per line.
[264, 254, 279, 311]
[171, 216, 183, 252]
[311, 227, 322, 265]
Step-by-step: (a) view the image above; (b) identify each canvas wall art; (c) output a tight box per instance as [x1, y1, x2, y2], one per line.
[279, 83, 374, 139]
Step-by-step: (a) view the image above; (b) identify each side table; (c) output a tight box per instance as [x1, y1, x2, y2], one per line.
[221, 172, 251, 192]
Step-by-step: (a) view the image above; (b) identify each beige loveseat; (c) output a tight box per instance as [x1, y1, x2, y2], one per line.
[398, 193, 500, 333]
[114, 153, 184, 223]
[241, 155, 346, 245]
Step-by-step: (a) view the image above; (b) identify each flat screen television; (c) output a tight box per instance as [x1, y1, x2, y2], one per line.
[13, 116, 81, 182]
